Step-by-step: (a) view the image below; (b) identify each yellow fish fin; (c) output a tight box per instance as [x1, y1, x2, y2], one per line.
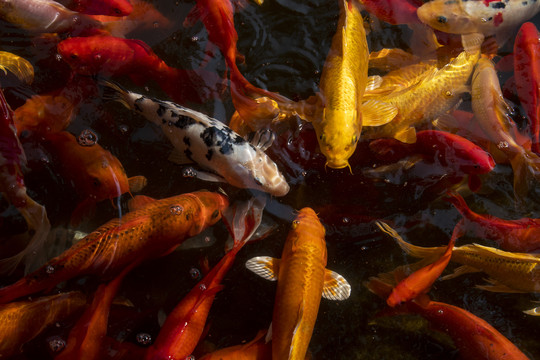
[440, 265, 481, 281]
[432, 114, 459, 133]
[0, 51, 34, 84]
[368, 48, 420, 71]
[476, 278, 527, 293]
[393, 126, 417, 144]
[245, 256, 280, 281]
[322, 269, 351, 300]
[365, 75, 382, 92]
[361, 100, 398, 126]
[127, 176, 147, 193]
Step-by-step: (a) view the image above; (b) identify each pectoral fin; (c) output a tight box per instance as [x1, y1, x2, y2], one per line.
[393, 126, 417, 144]
[365, 75, 382, 92]
[128, 176, 147, 193]
[361, 100, 398, 126]
[245, 256, 280, 281]
[322, 269, 351, 300]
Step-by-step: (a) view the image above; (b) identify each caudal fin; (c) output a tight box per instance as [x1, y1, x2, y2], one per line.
[222, 195, 268, 253]
[509, 149, 540, 203]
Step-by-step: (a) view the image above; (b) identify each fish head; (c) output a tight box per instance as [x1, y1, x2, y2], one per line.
[85, 155, 130, 201]
[57, 36, 134, 76]
[188, 191, 230, 235]
[417, 0, 478, 34]
[318, 108, 360, 170]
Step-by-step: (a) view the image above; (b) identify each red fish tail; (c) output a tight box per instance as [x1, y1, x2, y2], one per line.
[444, 191, 477, 222]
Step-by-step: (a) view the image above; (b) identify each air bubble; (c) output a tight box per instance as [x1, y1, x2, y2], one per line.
[342, 217, 350, 224]
[46, 265, 55, 274]
[78, 129, 98, 146]
[183, 167, 197, 178]
[497, 141, 509, 149]
[191, 36, 199, 42]
[136, 332, 152, 345]
[48, 336, 66, 352]
[169, 205, 183, 215]
[199, 284, 207, 291]
[119, 124, 129, 134]
[189, 267, 201, 279]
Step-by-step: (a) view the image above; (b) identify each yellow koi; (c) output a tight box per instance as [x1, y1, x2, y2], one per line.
[0, 51, 34, 85]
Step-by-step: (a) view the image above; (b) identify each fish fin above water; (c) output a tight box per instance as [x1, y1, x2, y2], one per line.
[246, 128, 275, 152]
[128, 176, 147, 193]
[365, 75, 382, 91]
[128, 195, 157, 212]
[476, 278, 526, 293]
[393, 126, 417, 144]
[322, 269, 351, 300]
[440, 265, 481, 281]
[361, 100, 398, 126]
[245, 256, 280, 281]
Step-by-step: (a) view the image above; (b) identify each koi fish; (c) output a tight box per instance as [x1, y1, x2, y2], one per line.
[377, 221, 540, 293]
[314, 0, 397, 169]
[40, 130, 146, 224]
[368, 130, 495, 191]
[514, 22, 540, 154]
[246, 208, 351, 360]
[0, 291, 86, 358]
[0, 190, 228, 304]
[366, 278, 530, 360]
[0, 87, 50, 274]
[198, 330, 271, 360]
[59, 0, 133, 16]
[445, 192, 540, 252]
[471, 57, 540, 201]
[360, 0, 422, 25]
[146, 197, 266, 360]
[417, 0, 540, 44]
[382, 220, 463, 307]
[100, 81, 290, 197]
[0, 0, 103, 35]
[363, 35, 482, 143]
[57, 35, 224, 104]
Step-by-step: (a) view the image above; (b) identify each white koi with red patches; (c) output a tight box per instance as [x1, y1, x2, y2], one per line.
[101, 81, 290, 197]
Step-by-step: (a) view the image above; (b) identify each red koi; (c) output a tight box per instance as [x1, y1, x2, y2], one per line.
[0, 87, 50, 274]
[366, 277, 530, 360]
[0, 191, 228, 304]
[361, 0, 422, 25]
[59, 0, 133, 16]
[57, 35, 225, 104]
[369, 130, 495, 192]
[145, 197, 265, 360]
[384, 220, 463, 307]
[514, 22, 540, 154]
[446, 191, 540, 252]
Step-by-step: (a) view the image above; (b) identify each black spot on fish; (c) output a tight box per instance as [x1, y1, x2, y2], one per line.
[134, 97, 145, 112]
[183, 136, 190, 146]
[523, 1, 528, 5]
[206, 149, 213, 161]
[234, 134, 245, 144]
[491, 2, 505, 8]
[157, 104, 167, 117]
[200, 126, 234, 155]
[184, 148, 193, 161]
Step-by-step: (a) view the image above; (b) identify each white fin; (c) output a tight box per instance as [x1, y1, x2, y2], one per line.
[245, 256, 280, 281]
[322, 269, 351, 300]
[265, 322, 272, 343]
[246, 129, 275, 152]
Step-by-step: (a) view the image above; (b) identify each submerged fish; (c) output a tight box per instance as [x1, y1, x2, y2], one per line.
[0, 191, 228, 304]
[101, 81, 290, 197]
[199, 330, 271, 360]
[59, 0, 133, 16]
[0, 51, 34, 85]
[246, 208, 351, 360]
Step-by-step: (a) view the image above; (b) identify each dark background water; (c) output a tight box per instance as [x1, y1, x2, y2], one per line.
[1, 0, 540, 359]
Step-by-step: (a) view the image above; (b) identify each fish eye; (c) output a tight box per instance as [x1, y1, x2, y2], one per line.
[351, 136, 358, 144]
[114, 8, 122, 15]
[320, 134, 326, 141]
[70, 53, 78, 60]
[211, 210, 219, 219]
[437, 16, 448, 24]
[92, 177, 101, 187]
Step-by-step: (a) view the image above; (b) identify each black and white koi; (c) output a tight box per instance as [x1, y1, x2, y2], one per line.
[101, 81, 290, 197]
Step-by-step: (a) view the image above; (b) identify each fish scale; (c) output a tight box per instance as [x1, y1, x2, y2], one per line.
[102, 81, 290, 197]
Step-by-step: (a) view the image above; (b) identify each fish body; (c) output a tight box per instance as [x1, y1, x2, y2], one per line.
[101, 81, 289, 197]
[417, 0, 540, 38]
[317, 0, 369, 169]
[514, 22, 540, 153]
[0, 291, 86, 357]
[365, 47, 479, 143]
[0, 0, 102, 34]
[446, 192, 540, 252]
[60, 0, 133, 16]
[246, 208, 351, 360]
[0, 191, 228, 304]
[471, 57, 540, 200]
[360, 0, 422, 24]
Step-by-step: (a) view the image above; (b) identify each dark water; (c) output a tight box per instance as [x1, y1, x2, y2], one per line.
[1, 0, 540, 359]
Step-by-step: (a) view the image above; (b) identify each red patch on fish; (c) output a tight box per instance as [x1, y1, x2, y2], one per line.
[483, 0, 499, 6]
[494, 12, 504, 26]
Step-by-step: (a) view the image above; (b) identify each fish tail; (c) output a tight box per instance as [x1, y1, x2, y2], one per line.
[0, 196, 51, 275]
[509, 150, 540, 201]
[444, 191, 475, 221]
[99, 80, 131, 110]
[375, 221, 446, 261]
[223, 195, 267, 254]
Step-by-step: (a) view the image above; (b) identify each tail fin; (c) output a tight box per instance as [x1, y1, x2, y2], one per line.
[509, 149, 540, 202]
[222, 195, 267, 253]
[98, 79, 131, 109]
[0, 196, 51, 275]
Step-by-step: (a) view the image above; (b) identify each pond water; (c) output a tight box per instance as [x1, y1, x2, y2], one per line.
[1, 0, 540, 359]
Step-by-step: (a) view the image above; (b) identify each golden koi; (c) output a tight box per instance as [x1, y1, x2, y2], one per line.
[0, 51, 34, 85]
[246, 208, 351, 360]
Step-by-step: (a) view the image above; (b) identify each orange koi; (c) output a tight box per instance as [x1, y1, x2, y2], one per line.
[0, 191, 228, 304]
[366, 278, 530, 360]
[246, 208, 351, 360]
[199, 330, 271, 360]
[146, 197, 265, 360]
[379, 220, 463, 307]
[57, 35, 225, 104]
[0, 87, 50, 274]
[0, 291, 86, 357]
[40, 130, 146, 225]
